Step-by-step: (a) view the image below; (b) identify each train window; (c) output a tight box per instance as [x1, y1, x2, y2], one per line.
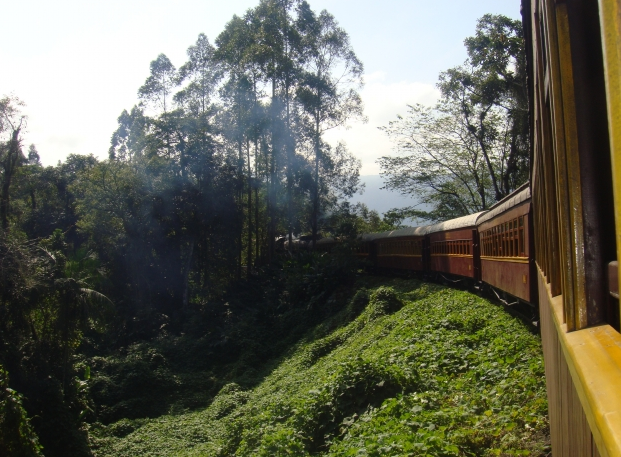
[513, 219, 518, 257]
[519, 217, 525, 256]
[483, 217, 528, 258]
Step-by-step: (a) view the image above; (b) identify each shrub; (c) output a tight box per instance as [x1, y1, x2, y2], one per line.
[0, 365, 43, 457]
[368, 286, 404, 317]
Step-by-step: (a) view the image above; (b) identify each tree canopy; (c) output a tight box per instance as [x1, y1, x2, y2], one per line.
[379, 14, 528, 222]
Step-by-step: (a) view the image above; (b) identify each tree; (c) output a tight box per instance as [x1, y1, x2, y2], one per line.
[295, 4, 365, 247]
[379, 15, 528, 221]
[138, 54, 177, 114]
[175, 33, 222, 116]
[0, 96, 27, 231]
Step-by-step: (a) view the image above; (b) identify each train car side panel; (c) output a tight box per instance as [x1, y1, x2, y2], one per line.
[428, 228, 476, 278]
[481, 259, 531, 301]
[478, 198, 533, 302]
[375, 236, 425, 271]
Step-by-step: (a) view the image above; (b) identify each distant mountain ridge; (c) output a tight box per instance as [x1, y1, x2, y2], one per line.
[349, 175, 421, 217]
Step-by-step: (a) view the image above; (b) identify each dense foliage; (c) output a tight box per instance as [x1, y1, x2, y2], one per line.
[89, 279, 548, 456]
[0, 2, 542, 455]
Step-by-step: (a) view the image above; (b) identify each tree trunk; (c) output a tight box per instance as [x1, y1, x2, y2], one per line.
[246, 140, 252, 278]
[312, 112, 320, 249]
[255, 138, 260, 265]
[182, 241, 194, 308]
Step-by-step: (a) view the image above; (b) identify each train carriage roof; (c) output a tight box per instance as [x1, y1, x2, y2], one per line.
[362, 226, 427, 241]
[476, 183, 531, 226]
[424, 211, 487, 234]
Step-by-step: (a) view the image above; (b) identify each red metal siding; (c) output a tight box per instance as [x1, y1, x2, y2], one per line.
[377, 255, 423, 270]
[481, 259, 531, 301]
[430, 255, 475, 278]
[428, 228, 475, 278]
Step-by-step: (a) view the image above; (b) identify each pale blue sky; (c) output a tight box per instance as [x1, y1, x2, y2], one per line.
[1, 0, 521, 174]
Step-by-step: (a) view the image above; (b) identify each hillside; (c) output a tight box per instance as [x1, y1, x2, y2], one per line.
[89, 278, 549, 456]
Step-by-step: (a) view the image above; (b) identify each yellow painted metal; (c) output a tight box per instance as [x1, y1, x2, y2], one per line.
[598, 0, 621, 331]
[377, 255, 422, 258]
[541, 267, 621, 457]
[480, 256, 530, 264]
[555, 3, 588, 330]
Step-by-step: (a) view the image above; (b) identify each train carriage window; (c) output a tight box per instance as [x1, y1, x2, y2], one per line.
[513, 219, 518, 257]
[507, 222, 511, 257]
[519, 216, 525, 256]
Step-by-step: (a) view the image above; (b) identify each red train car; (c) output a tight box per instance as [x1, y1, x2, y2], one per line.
[426, 212, 486, 279]
[477, 184, 535, 303]
[373, 227, 426, 271]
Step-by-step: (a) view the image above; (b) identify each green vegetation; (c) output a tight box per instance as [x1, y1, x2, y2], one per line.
[89, 279, 548, 456]
[0, 1, 537, 454]
[0, 366, 43, 456]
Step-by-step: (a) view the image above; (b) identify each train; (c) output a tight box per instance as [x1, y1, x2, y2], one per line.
[291, 182, 535, 305]
[288, 182, 536, 320]
[293, 0, 621, 454]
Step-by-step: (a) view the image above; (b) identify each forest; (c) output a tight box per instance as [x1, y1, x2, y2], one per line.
[0, 1, 534, 456]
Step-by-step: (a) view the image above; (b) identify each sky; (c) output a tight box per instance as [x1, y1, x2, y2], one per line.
[1, 0, 522, 178]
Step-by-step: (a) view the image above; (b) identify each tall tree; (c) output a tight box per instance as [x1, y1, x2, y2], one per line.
[379, 14, 528, 221]
[296, 3, 365, 246]
[0, 96, 27, 231]
[138, 54, 177, 114]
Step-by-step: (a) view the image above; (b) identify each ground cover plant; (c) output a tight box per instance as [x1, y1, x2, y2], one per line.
[89, 278, 549, 456]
